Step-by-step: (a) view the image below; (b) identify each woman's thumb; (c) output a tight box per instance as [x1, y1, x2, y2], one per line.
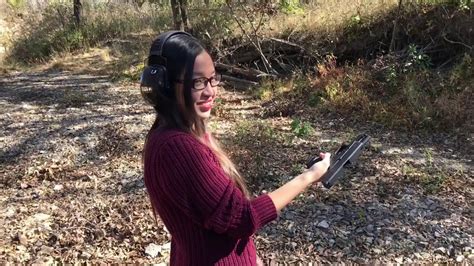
[322, 152, 331, 161]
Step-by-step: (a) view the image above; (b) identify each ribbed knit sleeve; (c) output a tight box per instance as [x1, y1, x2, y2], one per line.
[156, 133, 277, 239]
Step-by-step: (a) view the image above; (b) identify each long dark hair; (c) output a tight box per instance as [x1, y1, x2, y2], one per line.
[145, 33, 205, 134]
[143, 32, 250, 197]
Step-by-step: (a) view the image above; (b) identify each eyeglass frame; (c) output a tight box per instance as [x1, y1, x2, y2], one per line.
[175, 73, 222, 91]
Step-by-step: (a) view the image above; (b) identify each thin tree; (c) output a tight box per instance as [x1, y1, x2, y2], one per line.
[389, 0, 403, 52]
[73, 0, 82, 26]
[170, 0, 183, 30]
[170, 0, 192, 32]
[179, 0, 192, 32]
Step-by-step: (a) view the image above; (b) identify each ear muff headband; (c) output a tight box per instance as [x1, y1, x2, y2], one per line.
[141, 31, 193, 103]
[148, 30, 192, 63]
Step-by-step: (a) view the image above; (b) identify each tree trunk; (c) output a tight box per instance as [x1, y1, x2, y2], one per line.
[170, 0, 183, 30]
[73, 0, 82, 26]
[179, 0, 192, 32]
[389, 0, 403, 52]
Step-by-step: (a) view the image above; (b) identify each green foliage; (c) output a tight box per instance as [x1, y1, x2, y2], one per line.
[62, 89, 91, 107]
[254, 85, 274, 101]
[444, 0, 471, 9]
[120, 62, 145, 81]
[421, 173, 447, 194]
[348, 14, 363, 29]
[288, 48, 471, 131]
[405, 44, 431, 70]
[424, 148, 434, 167]
[210, 97, 224, 117]
[384, 65, 398, 86]
[324, 81, 342, 101]
[253, 78, 298, 100]
[290, 163, 304, 176]
[402, 164, 416, 177]
[6, 0, 25, 10]
[234, 120, 280, 149]
[191, 9, 233, 42]
[457, 0, 472, 9]
[292, 76, 311, 93]
[8, 2, 170, 63]
[357, 209, 367, 222]
[307, 92, 324, 107]
[418, 0, 471, 8]
[290, 119, 314, 138]
[402, 164, 448, 194]
[279, 0, 304, 14]
[449, 53, 472, 87]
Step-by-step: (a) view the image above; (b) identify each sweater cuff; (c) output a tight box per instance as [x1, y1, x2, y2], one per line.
[251, 194, 278, 229]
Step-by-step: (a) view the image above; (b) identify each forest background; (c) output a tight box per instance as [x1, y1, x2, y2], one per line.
[0, 0, 472, 264]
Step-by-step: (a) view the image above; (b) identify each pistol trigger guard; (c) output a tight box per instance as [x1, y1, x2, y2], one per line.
[336, 143, 349, 155]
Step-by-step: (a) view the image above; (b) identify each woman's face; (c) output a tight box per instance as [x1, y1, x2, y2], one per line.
[191, 52, 218, 120]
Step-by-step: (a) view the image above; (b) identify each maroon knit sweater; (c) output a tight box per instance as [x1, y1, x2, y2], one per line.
[143, 129, 278, 265]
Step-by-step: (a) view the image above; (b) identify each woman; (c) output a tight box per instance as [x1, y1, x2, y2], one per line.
[141, 31, 331, 265]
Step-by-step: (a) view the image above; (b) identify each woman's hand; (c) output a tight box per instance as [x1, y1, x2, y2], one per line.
[268, 152, 332, 212]
[304, 152, 331, 183]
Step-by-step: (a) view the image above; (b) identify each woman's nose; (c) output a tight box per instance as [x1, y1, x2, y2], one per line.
[202, 81, 214, 96]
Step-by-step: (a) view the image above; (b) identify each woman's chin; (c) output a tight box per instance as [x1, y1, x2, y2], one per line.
[196, 110, 212, 119]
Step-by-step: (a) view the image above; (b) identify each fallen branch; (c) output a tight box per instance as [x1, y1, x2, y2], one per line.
[230, 49, 302, 64]
[221, 74, 258, 90]
[215, 63, 266, 81]
[226, 2, 276, 74]
[269, 37, 306, 52]
[443, 35, 472, 50]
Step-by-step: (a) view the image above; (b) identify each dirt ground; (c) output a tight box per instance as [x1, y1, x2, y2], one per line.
[0, 54, 473, 264]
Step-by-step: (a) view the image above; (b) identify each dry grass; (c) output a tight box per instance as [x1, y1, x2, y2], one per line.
[260, 53, 473, 131]
[265, 0, 399, 36]
[1, 0, 401, 64]
[2, 2, 169, 63]
[2, 0, 471, 131]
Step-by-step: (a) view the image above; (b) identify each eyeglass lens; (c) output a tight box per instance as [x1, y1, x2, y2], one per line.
[194, 74, 221, 90]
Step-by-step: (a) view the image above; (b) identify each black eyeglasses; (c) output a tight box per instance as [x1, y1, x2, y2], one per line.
[176, 74, 222, 90]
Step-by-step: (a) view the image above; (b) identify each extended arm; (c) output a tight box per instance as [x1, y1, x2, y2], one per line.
[269, 152, 331, 213]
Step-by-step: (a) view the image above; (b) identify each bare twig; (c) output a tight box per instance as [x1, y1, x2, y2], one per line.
[436, 57, 456, 70]
[226, 2, 276, 74]
[254, 8, 266, 34]
[216, 63, 266, 81]
[222, 74, 258, 85]
[221, 74, 258, 90]
[389, 0, 404, 52]
[269, 38, 306, 52]
[443, 35, 472, 50]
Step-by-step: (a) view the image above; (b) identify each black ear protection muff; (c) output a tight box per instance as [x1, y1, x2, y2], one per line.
[140, 30, 192, 105]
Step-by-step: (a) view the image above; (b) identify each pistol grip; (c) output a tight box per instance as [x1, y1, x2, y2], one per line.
[306, 156, 323, 168]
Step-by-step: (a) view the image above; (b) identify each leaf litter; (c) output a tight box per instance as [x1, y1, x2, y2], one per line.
[0, 69, 472, 264]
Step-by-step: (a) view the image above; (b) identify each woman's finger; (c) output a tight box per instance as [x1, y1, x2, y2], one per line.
[323, 153, 331, 163]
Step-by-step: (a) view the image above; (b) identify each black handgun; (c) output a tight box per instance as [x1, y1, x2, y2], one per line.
[306, 134, 370, 189]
